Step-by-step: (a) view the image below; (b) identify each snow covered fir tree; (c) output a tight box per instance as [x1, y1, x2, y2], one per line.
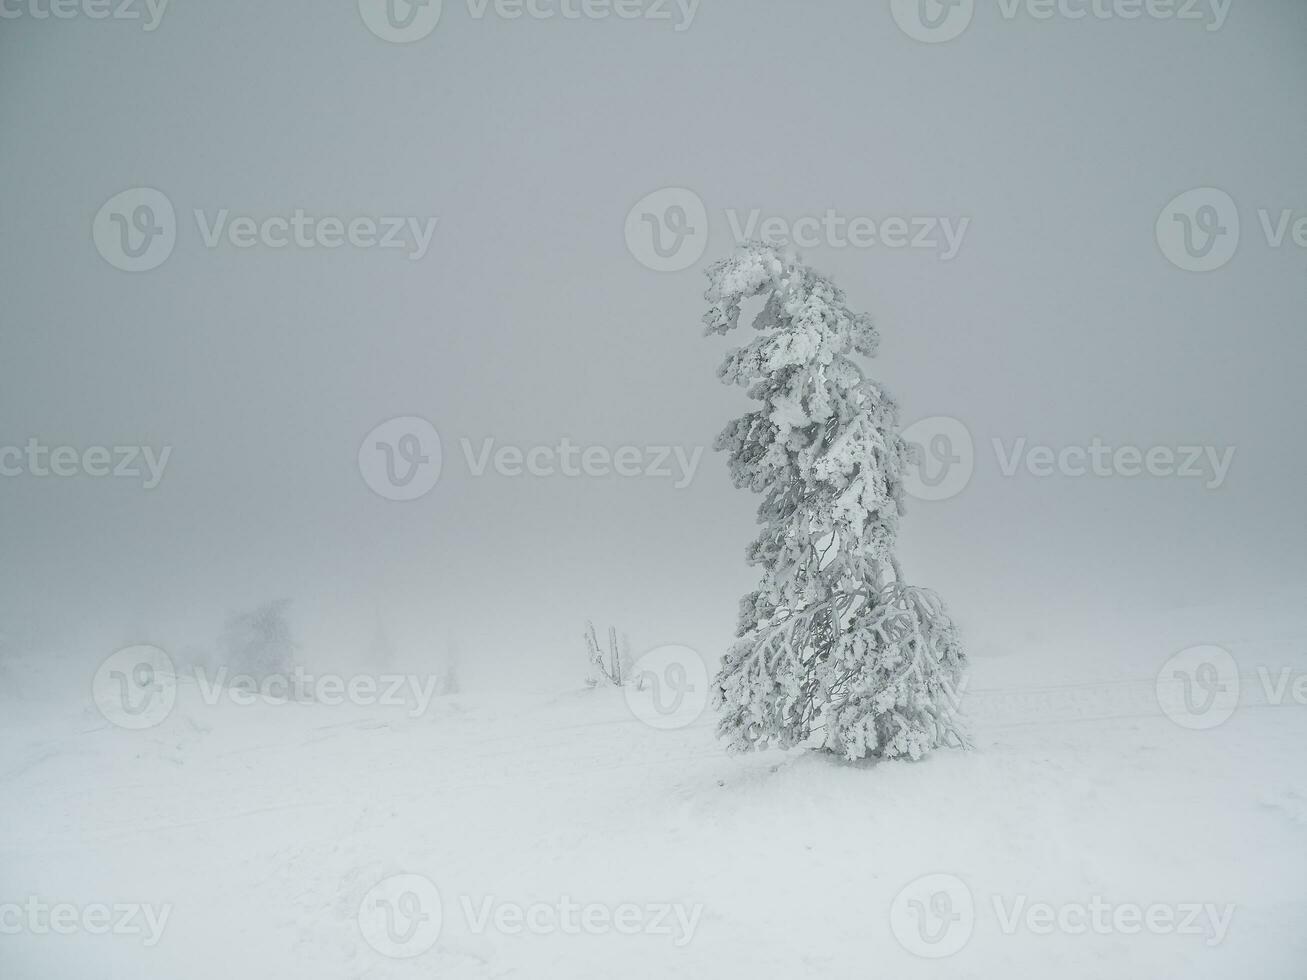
[703, 243, 969, 761]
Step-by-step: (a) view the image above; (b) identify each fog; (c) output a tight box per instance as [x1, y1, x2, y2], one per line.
[3, 0, 1304, 690]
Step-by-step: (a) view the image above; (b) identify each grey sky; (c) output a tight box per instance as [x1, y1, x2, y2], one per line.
[2, 0, 1304, 689]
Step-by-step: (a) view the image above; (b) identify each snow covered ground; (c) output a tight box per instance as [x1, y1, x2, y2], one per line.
[3, 610, 1306, 980]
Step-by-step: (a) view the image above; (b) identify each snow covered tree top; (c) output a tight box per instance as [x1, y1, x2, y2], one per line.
[705, 242, 911, 586]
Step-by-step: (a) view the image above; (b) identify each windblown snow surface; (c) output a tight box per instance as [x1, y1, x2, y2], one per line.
[2, 595, 1306, 979]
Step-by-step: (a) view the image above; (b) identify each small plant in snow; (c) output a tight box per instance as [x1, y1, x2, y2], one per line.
[583, 621, 635, 688]
[701, 242, 968, 761]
